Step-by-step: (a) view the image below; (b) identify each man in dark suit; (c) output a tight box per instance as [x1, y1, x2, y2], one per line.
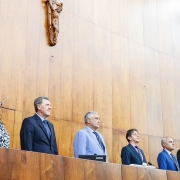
[20, 96, 58, 155]
[157, 137, 179, 171]
[177, 149, 180, 167]
[121, 129, 147, 165]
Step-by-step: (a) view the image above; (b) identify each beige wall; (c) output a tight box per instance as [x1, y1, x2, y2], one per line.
[0, 0, 180, 166]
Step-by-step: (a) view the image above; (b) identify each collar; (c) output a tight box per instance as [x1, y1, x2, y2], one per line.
[36, 113, 46, 122]
[164, 149, 172, 156]
[130, 142, 138, 148]
[86, 126, 95, 133]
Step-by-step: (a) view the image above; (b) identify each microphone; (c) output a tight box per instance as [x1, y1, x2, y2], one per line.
[148, 162, 158, 169]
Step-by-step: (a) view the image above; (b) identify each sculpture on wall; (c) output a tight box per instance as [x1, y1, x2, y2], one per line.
[46, 0, 63, 46]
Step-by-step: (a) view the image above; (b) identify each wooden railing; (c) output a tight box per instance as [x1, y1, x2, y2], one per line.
[0, 148, 179, 180]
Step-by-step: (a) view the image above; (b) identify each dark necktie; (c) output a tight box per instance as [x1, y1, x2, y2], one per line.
[93, 132, 105, 152]
[43, 120, 51, 139]
[170, 153, 180, 171]
[135, 146, 143, 162]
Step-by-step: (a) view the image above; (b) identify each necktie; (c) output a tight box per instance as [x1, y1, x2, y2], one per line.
[43, 120, 51, 139]
[170, 154, 180, 171]
[93, 132, 105, 152]
[135, 146, 143, 162]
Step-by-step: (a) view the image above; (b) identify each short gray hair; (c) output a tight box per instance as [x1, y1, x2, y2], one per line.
[161, 137, 168, 147]
[34, 96, 50, 112]
[84, 111, 98, 124]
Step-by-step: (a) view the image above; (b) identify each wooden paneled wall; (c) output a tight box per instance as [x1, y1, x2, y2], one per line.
[0, 0, 180, 167]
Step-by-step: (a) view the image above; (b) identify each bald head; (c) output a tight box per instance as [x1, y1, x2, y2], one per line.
[161, 137, 175, 152]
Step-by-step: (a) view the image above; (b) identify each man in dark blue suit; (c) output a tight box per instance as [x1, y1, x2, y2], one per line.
[157, 137, 179, 171]
[177, 149, 180, 167]
[20, 96, 58, 155]
[121, 129, 147, 165]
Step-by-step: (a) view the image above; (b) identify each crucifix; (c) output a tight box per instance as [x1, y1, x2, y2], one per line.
[46, 0, 63, 46]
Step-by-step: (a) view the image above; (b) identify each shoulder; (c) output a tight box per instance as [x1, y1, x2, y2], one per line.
[158, 150, 167, 159]
[0, 122, 8, 133]
[124, 144, 131, 149]
[74, 128, 88, 143]
[177, 149, 180, 156]
[75, 128, 90, 139]
[24, 114, 37, 120]
[0, 122, 4, 129]
[121, 145, 131, 157]
[159, 150, 166, 155]
[76, 128, 87, 135]
[0, 122, 10, 148]
[22, 115, 37, 126]
[122, 145, 131, 151]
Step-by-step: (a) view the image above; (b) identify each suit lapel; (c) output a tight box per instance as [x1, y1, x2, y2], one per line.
[129, 144, 142, 163]
[85, 127, 103, 150]
[47, 121, 53, 141]
[171, 154, 180, 170]
[34, 114, 51, 141]
[163, 150, 179, 170]
[95, 132, 105, 150]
